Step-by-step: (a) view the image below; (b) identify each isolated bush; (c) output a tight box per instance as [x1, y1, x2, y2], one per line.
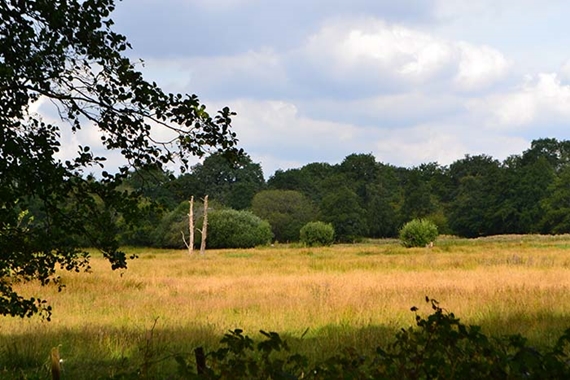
[399, 218, 438, 248]
[300, 221, 335, 247]
[202, 209, 273, 249]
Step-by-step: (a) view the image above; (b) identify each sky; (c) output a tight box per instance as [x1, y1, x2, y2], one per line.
[50, 0, 570, 178]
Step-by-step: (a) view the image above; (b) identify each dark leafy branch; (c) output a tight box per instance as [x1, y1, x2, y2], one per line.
[0, 0, 242, 318]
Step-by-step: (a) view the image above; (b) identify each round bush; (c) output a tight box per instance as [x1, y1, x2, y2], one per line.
[300, 221, 335, 247]
[202, 209, 273, 249]
[399, 219, 438, 248]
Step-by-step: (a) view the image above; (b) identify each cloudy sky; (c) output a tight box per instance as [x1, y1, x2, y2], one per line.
[57, 0, 570, 177]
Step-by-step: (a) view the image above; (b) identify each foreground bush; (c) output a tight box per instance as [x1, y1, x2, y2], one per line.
[172, 298, 570, 379]
[300, 221, 335, 247]
[8, 299, 570, 378]
[399, 218, 438, 247]
[203, 209, 273, 249]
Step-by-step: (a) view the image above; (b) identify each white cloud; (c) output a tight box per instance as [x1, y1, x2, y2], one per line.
[297, 18, 510, 93]
[138, 49, 288, 99]
[206, 98, 382, 174]
[559, 59, 570, 81]
[298, 91, 463, 129]
[373, 123, 528, 167]
[454, 42, 511, 90]
[301, 19, 453, 85]
[469, 73, 570, 129]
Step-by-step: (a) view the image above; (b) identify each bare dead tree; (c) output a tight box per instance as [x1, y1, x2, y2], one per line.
[189, 196, 195, 253]
[200, 195, 209, 255]
[182, 196, 195, 254]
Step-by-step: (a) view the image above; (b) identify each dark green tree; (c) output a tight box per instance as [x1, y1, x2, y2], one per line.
[251, 190, 317, 242]
[447, 176, 489, 237]
[267, 162, 334, 204]
[338, 153, 379, 198]
[540, 165, 570, 233]
[319, 186, 368, 242]
[122, 166, 178, 209]
[191, 153, 264, 210]
[448, 154, 500, 181]
[520, 138, 570, 171]
[267, 168, 306, 191]
[365, 182, 399, 238]
[492, 155, 554, 234]
[398, 167, 437, 224]
[359, 163, 401, 238]
[0, 0, 241, 318]
[168, 172, 203, 205]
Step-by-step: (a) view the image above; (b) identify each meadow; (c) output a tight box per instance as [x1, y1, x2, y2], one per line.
[2, 235, 570, 378]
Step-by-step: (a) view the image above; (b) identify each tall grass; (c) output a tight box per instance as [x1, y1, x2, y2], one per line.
[2, 235, 570, 377]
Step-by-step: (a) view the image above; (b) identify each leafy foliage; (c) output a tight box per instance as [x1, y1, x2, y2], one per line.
[540, 165, 570, 234]
[153, 298, 570, 379]
[0, 0, 241, 317]
[201, 209, 273, 249]
[251, 190, 317, 242]
[319, 186, 368, 242]
[151, 201, 191, 249]
[399, 218, 438, 248]
[191, 153, 265, 210]
[96, 137, 570, 247]
[299, 221, 335, 247]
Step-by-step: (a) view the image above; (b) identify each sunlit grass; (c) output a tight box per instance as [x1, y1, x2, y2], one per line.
[2, 235, 570, 377]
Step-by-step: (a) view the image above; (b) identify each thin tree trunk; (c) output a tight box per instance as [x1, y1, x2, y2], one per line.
[182, 196, 195, 254]
[189, 196, 194, 254]
[200, 195, 208, 255]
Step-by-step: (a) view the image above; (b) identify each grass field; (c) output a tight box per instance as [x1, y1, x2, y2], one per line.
[2, 235, 570, 378]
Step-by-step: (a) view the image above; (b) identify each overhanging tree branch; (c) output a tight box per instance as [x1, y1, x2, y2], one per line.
[0, 0, 243, 318]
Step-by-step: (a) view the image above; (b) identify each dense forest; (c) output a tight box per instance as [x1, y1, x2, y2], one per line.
[86, 137, 570, 247]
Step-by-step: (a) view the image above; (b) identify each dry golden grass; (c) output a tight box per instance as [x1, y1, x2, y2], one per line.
[3, 235, 570, 376]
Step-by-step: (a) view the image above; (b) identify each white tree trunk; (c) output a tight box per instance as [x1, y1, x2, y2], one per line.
[188, 196, 195, 254]
[200, 195, 208, 255]
[182, 196, 195, 254]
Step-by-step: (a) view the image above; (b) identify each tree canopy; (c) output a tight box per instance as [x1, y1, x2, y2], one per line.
[0, 0, 241, 318]
[251, 190, 317, 242]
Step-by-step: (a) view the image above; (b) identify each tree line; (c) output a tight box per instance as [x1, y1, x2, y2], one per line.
[108, 137, 570, 246]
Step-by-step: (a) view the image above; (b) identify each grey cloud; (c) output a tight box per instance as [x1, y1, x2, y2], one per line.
[112, 0, 434, 59]
[296, 93, 466, 130]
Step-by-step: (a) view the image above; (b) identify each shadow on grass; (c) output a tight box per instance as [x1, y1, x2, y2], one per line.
[2, 312, 570, 379]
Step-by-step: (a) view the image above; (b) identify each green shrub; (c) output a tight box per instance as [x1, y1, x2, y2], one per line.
[300, 221, 335, 247]
[201, 209, 273, 249]
[151, 201, 188, 249]
[399, 218, 438, 248]
[174, 298, 570, 379]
